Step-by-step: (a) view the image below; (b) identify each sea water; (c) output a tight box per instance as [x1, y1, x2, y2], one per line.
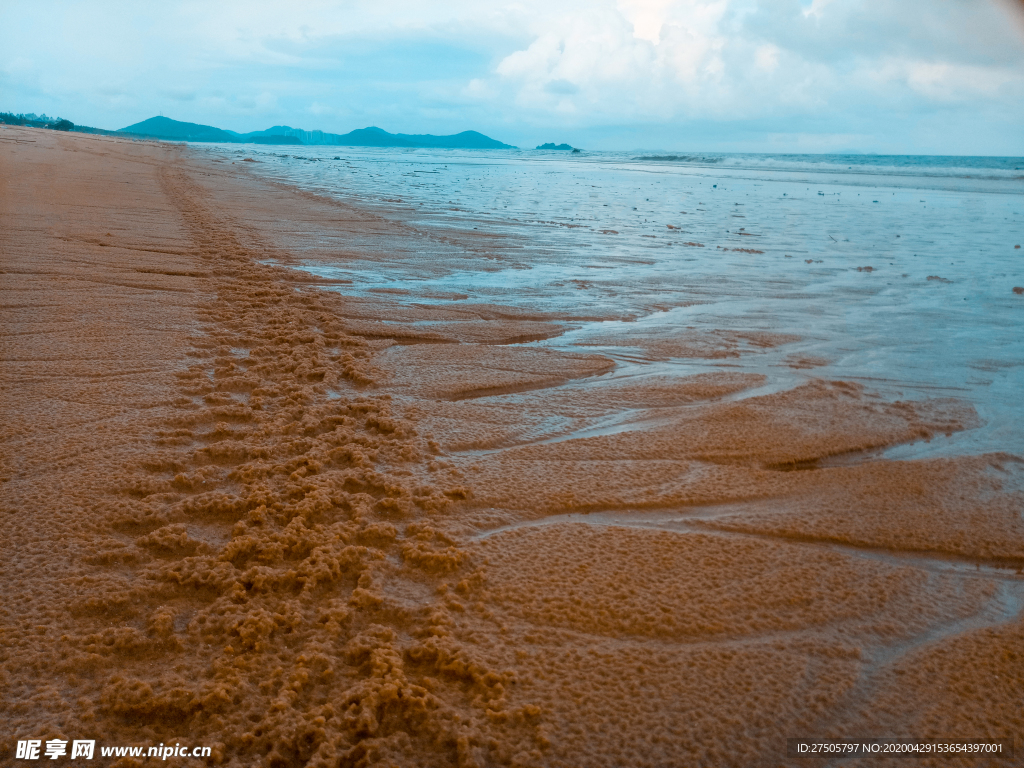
[204, 144, 1024, 459]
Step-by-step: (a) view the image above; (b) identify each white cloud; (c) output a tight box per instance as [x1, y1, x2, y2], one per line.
[902, 60, 1017, 101]
[1, 0, 1022, 151]
[802, 0, 838, 20]
[754, 44, 780, 72]
[476, 0, 1024, 126]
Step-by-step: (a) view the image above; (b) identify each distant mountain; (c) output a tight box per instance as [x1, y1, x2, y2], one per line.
[117, 116, 515, 149]
[537, 143, 575, 150]
[247, 126, 416, 148]
[120, 116, 238, 143]
[394, 130, 512, 150]
[247, 124, 514, 149]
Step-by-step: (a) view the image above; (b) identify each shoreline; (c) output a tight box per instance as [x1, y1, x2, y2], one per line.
[2, 126, 1022, 767]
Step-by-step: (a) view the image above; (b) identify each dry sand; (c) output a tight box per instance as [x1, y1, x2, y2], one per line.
[1, 127, 1022, 767]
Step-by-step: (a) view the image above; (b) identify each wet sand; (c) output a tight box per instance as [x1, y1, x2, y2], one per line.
[1, 127, 1022, 767]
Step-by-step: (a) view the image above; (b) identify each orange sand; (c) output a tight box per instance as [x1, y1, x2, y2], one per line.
[1, 127, 1021, 767]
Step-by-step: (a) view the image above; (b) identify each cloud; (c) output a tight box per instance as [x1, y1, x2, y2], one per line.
[545, 79, 580, 94]
[1, 0, 1021, 152]
[475, 0, 1024, 126]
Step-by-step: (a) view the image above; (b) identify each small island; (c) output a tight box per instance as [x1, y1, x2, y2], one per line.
[536, 142, 575, 150]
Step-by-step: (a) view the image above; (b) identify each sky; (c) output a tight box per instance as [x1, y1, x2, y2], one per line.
[3, 0, 1024, 154]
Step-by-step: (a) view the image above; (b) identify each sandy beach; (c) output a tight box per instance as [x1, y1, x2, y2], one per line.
[2, 127, 1022, 767]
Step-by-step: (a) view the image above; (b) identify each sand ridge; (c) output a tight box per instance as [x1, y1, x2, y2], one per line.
[1, 130, 546, 767]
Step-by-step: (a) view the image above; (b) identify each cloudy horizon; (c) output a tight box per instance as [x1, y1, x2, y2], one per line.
[4, 0, 1024, 154]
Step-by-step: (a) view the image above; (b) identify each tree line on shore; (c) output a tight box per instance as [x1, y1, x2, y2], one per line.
[0, 112, 75, 131]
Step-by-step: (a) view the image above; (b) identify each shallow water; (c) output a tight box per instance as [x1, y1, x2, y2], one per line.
[207, 143, 1024, 458]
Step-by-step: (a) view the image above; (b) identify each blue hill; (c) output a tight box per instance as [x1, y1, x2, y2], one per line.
[118, 117, 514, 149]
[120, 116, 238, 143]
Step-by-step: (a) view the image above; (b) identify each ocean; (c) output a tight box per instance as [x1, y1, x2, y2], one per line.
[203, 143, 1024, 459]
